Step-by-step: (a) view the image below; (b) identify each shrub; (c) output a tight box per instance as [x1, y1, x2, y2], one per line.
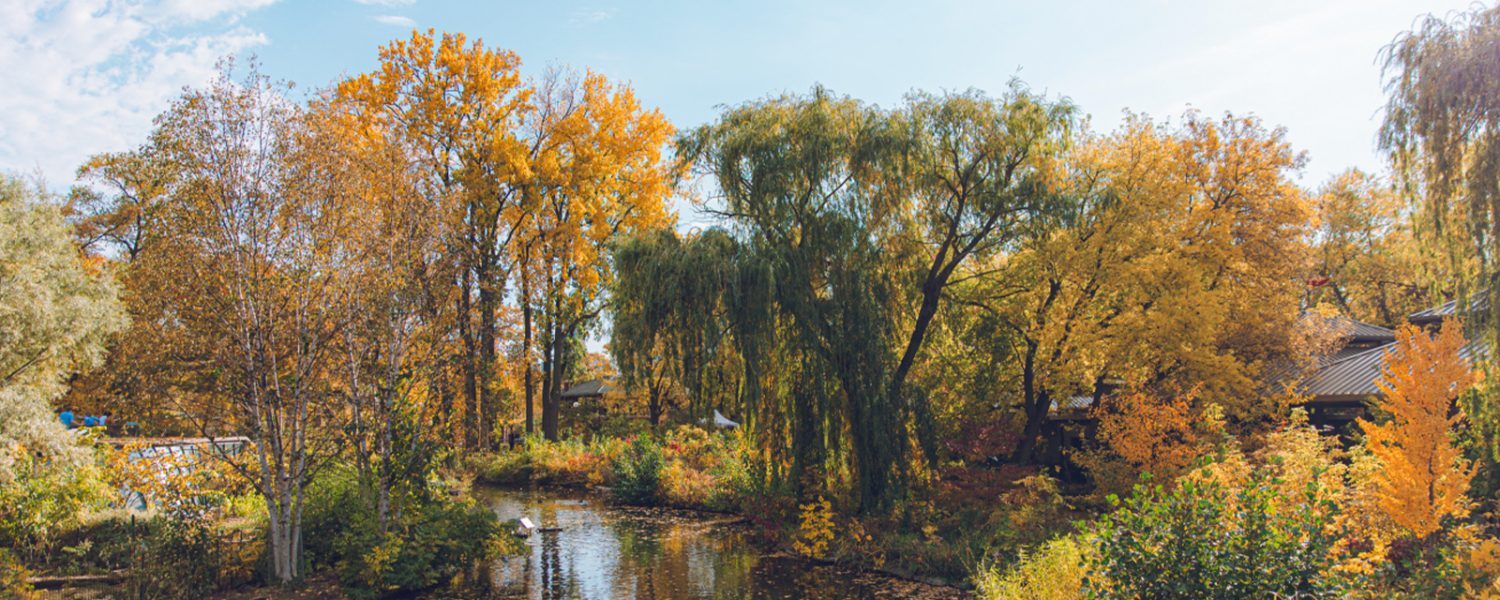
[613, 437, 664, 505]
[662, 460, 716, 508]
[976, 534, 1096, 600]
[333, 500, 504, 597]
[0, 448, 107, 563]
[1356, 532, 1500, 600]
[1087, 470, 1348, 600]
[299, 463, 509, 597]
[1071, 388, 1210, 499]
[0, 548, 32, 599]
[127, 516, 261, 599]
[51, 512, 150, 576]
[793, 496, 835, 560]
[474, 450, 531, 484]
[301, 466, 364, 569]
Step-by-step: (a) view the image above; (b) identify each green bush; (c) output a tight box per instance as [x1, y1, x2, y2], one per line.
[299, 464, 508, 597]
[51, 513, 147, 575]
[1364, 532, 1500, 600]
[1086, 471, 1348, 600]
[0, 548, 32, 599]
[474, 450, 531, 484]
[0, 451, 107, 563]
[126, 516, 261, 599]
[301, 466, 364, 570]
[333, 500, 504, 597]
[612, 436, 664, 505]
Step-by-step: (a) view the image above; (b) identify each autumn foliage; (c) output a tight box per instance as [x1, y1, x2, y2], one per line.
[1359, 320, 1477, 539]
[1075, 387, 1210, 496]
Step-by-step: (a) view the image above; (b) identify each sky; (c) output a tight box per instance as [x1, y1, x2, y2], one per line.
[1, 0, 1484, 216]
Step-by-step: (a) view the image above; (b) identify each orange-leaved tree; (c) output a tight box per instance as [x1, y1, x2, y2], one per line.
[1075, 386, 1208, 497]
[1359, 319, 1476, 539]
[333, 29, 532, 450]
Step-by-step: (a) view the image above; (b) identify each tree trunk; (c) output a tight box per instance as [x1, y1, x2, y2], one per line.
[542, 324, 563, 441]
[1012, 337, 1048, 465]
[478, 262, 498, 451]
[523, 278, 535, 435]
[648, 375, 662, 426]
[458, 268, 477, 451]
[888, 278, 945, 466]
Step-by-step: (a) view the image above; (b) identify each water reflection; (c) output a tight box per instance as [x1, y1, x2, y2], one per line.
[460, 486, 884, 600]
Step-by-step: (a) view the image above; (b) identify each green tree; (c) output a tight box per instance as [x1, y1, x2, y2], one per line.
[678, 87, 905, 509]
[0, 173, 127, 478]
[885, 86, 1077, 463]
[1380, 2, 1500, 467]
[0, 174, 124, 569]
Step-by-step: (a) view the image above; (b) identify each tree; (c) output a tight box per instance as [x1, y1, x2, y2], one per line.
[61, 142, 202, 435]
[678, 87, 908, 509]
[611, 228, 743, 426]
[334, 29, 532, 451]
[1306, 169, 1445, 327]
[961, 111, 1311, 463]
[884, 86, 1077, 463]
[336, 36, 675, 446]
[0, 174, 125, 574]
[638, 85, 1075, 508]
[0, 173, 127, 481]
[148, 62, 356, 583]
[68, 146, 176, 262]
[1358, 320, 1476, 539]
[519, 67, 675, 441]
[1381, 3, 1500, 292]
[317, 99, 458, 534]
[1380, 2, 1500, 468]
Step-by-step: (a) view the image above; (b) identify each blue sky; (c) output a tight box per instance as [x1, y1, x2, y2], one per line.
[1, 0, 1481, 212]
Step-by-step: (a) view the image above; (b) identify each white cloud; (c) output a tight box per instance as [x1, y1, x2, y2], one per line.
[569, 7, 615, 25]
[374, 15, 416, 27]
[0, 0, 276, 187]
[352, 0, 415, 6]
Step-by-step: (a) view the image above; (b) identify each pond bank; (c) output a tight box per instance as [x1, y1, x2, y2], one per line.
[470, 484, 971, 600]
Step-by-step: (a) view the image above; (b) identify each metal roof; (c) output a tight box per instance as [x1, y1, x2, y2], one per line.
[1408, 294, 1485, 324]
[560, 379, 618, 398]
[1301, 311, 1395, 343]
[1298, 339, 1486, 401]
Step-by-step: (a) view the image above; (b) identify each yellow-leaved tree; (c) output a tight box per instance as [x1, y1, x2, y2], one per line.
[1359, 320, 1476, 539]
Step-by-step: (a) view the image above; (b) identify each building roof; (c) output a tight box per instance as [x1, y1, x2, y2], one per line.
[1408, 293, 1486, 325]
[1301, 311, 1395, 344]
[560, 378, 618, 398]
[1298, 338, 1485, 402]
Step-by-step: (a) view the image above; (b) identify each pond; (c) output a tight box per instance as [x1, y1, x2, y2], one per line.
[436, 485, 965, 600]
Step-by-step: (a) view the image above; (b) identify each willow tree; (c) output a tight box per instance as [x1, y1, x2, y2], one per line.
[611, 227, 762, 426]
[671, 88, 897, 509]
[1380, 3, 1500, 463]
[0, 173, 127, 481]
[885, 85, 1077, 462]
[627, 84, 1079, 510]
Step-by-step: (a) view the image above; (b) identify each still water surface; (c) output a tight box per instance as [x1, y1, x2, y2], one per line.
[450, 486, 896, 600]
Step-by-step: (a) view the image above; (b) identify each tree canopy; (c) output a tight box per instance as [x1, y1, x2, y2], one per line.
[0, 174, 126, 481]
